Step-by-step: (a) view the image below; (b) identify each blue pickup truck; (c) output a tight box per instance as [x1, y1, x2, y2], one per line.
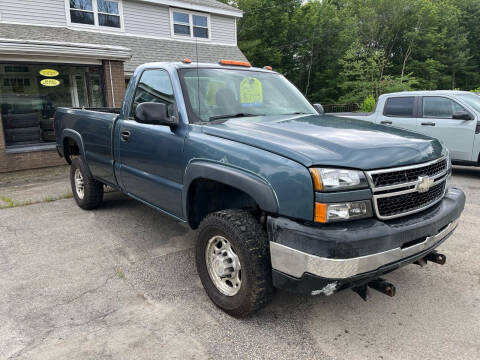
[54, 60, 465, 317]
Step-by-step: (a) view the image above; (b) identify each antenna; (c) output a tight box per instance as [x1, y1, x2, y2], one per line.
[195, 36, 200, 119]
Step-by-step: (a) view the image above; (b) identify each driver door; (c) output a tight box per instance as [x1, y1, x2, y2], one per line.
[118, 69, 185, 217]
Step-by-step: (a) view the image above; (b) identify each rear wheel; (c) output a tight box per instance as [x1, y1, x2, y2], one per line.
[70, 157, 104, 210]
[195, 209, 274, 317]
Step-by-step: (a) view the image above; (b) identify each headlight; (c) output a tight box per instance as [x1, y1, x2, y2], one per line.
[445, 149, 452, 188]
[314, 200, 372, 223]
[309, 168, 368, 192]
[446, 150, 452, 173]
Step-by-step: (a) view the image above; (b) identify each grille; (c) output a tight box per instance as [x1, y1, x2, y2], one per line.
[371, 159, 447, 188]
[376, 181, 445, 218]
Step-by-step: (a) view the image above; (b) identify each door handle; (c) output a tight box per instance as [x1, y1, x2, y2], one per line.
[380, 120, 393, 125]
[121, 130, 131, 142]
[421, 122, 436, 126]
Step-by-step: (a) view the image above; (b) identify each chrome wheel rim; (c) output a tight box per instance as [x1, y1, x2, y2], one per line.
[74, 168, 85, 200]
[205, 235, 242, 296]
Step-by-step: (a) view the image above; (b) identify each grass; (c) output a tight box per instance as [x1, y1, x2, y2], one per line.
[116, 267, 125, 279]
[0, 196, 14, 208]
[0, 192, 73, 209]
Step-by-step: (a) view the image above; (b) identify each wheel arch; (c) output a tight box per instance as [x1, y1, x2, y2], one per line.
[183, 161, 279, 229]
[61, 129, 92, 176]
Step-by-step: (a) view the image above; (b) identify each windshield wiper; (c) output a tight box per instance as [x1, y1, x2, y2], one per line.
[281, 112, 312, 115]
[209, 113, 262, 121]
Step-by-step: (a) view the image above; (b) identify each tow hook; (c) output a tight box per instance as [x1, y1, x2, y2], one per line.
[352, 278, 396, 301]
[415, 251, 447, 266]
[425, 251, 446, 265]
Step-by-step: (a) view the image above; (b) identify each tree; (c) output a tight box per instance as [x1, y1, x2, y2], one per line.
[219, 0, 480, 103]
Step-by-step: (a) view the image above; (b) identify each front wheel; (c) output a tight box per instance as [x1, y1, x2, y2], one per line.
[70, 157, 104, 210]
[195, 209, 274, 317]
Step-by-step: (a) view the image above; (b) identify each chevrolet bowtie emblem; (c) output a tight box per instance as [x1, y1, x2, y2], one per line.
[417, 176, 434, 193]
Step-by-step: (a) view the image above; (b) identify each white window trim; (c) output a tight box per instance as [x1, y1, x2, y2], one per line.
[169, 8, 211, 42]
[65, 0, 125, 33]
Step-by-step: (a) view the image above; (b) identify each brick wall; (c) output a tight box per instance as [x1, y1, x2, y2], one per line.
[0, 149, 65, 173]
[0, 117, 5, 151]
[103, 60, 126, 108]
[1, 60, 127, 173]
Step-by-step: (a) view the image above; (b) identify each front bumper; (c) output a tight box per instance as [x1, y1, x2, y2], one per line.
[268, 187, 465, 295]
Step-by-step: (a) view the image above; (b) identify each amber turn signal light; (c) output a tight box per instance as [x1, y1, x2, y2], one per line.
[309, 168, 323, 191]
[314, 202, 327, 223]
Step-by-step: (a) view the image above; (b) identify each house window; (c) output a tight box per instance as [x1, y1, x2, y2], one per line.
[68, 0, 122, 29]
[97, 0, 121, 28]
[69, 0, 95, 25]
[171, 10, 209, 39]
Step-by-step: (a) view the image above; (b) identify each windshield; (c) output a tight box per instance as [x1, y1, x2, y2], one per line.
[457, 93, 480, 113]
[178, 68, 316, 122]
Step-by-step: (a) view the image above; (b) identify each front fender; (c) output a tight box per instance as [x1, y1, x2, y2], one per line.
[182, 161, 279, 218]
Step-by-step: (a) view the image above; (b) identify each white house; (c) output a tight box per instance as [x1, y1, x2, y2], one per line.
[0, 0, 245, 172]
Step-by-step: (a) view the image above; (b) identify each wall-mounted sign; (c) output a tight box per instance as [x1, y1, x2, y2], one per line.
[40, 79, 61, 87]
[39, 69, 59, 77]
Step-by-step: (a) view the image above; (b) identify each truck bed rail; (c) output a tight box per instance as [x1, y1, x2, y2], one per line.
[72, 107, 121, 114]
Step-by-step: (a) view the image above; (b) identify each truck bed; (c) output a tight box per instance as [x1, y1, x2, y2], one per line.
[54, 107, 120, 186]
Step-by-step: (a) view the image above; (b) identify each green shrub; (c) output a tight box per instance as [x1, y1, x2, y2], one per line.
[360, 94, 376, 112]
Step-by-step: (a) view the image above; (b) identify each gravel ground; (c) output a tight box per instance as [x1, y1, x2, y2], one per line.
[0, 166, 479, 359]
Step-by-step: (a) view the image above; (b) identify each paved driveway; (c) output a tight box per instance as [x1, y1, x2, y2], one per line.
[1, 167, 479, 359]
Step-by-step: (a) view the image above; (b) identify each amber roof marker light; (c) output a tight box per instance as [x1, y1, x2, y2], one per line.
[183, 58, 192, 64]
[263, 66, 273, 70]
[219, 59, 251, 67]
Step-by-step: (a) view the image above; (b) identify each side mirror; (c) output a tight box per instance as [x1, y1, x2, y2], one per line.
[313, 103, 324, 115]
[135, 102, 178, 126]
[452, 111, 473, 120]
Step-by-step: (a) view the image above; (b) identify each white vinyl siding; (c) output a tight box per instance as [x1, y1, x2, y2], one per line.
[122, 0, 170, 37]
[0, 0, 66, 26]
[0, 0, 238, 45]
[210, 14, 235, 45]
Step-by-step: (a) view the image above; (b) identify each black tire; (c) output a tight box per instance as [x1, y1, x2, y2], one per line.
[4, 127, 40, 142]
[41, 129, 56, 142]
[39, 118, 54, 130]
[195, 209, 274, 317]
[70, 157, 104, 210]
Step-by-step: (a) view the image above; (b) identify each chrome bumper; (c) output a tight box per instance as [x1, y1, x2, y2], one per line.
[270, 219, 458, 279]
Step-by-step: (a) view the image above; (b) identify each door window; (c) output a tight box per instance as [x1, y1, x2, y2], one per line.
[383, 97, 415, 117]
[422, 97, 466, 118]
[131, 69, 175, 118]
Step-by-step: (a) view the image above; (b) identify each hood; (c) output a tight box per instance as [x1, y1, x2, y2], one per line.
[201, 114, 444, 170]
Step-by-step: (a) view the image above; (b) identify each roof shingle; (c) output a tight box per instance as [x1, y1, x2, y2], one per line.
[0, 24, 247, 73]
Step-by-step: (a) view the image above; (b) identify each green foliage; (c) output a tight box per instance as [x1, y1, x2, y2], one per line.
[221, 0, 480, 104]
[360, 95, 376, 112]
